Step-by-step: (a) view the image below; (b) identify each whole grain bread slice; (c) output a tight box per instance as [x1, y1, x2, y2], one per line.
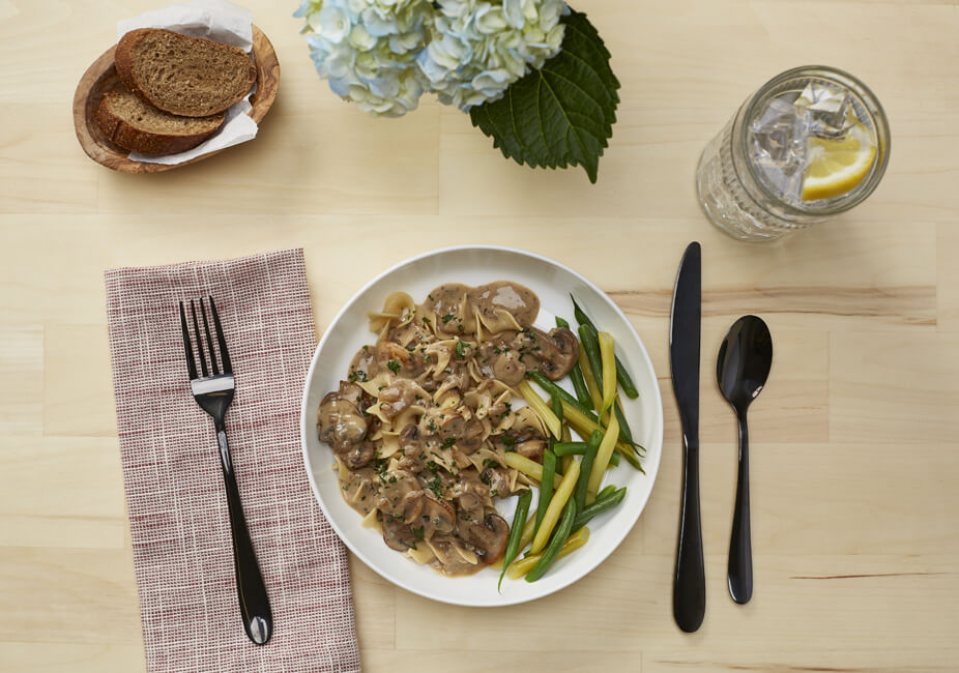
[96, 89, 225, 155]
[115, 28, 256, 117]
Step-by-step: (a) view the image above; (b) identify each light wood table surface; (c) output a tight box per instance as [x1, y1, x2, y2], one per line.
[2, 0, 958, 670]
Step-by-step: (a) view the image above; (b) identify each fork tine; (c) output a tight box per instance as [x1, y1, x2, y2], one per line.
[190, 300, 210, 378]
[179, 302, 198, 379]
[208, 296, 232, 374]
[199, 299, 220, 376]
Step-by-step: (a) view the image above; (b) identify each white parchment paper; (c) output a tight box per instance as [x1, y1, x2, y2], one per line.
[117, 0, 258, 165]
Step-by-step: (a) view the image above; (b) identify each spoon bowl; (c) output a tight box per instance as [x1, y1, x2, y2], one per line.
[716, 315, 772, 605]
[717, 315, 773, 413]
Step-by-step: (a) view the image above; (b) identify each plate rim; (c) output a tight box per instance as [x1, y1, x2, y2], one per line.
[299, 244, 664, 607]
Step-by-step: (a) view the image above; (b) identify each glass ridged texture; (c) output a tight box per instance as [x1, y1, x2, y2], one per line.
[696, 66, 891, 242]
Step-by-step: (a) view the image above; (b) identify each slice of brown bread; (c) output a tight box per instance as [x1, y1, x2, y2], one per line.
[95, 89, 225, 155]
[115, 28, 256, 117]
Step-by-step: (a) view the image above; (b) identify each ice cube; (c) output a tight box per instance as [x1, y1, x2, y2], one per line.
[795, 81, 854, 139]
[748, 95, 809, 203]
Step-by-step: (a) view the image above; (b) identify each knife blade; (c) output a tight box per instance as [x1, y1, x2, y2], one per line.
[670, 241, 705, 633]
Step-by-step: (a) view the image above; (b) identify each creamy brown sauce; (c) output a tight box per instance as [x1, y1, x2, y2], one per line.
[317, 281, 578, 576]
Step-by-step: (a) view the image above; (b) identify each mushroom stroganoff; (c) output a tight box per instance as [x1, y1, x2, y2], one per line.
[317, 281, 579, 576]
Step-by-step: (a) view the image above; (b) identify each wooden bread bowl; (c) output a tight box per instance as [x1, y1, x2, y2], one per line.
[73, 25, 279, 173]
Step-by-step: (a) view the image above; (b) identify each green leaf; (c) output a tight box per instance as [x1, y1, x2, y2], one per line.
[469, 9, 621, 183]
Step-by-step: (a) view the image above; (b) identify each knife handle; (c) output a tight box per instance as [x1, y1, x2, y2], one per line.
[674, 441, 706, 632]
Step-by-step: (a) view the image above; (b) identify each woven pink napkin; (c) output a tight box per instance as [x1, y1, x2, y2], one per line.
[104, 248, 360, 673]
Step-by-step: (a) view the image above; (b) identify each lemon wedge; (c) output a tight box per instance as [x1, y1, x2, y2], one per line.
[801, 122, 877, 201]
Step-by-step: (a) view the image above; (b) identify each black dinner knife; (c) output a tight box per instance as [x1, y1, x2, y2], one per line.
[670, 241, 706, 633]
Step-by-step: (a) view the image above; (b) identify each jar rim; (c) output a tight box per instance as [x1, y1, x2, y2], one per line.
[737, 65, 892, 217]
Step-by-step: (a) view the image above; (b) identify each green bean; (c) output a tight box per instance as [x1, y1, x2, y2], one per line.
[552, 441, 589, 456]
[576, 327, 639, 450]
[571, 295, 640, 399]
[578, 323, 606, 398]
[572, 487, 627, 532]
[609, 451, 621, 467]
[570, 366, 592, 408]
[498, 489, 532, 591]
[551, 393, 563, 429]
[557, 316, 593, 406]
[527, 371, 595, 419]
[528, 365, 636, 451]
[613, 400, 634, 447]
[597, 484, 617, 501]
[526, 498, 577, 582]
[533, 448, 556, 538]
[574, 430, 602, 512]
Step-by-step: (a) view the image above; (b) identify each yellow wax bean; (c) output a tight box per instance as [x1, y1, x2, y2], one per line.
[504, 452, 563, 489]
[507, 527, 590, 579]
[530, 460, 580, 555]
[586, 415, 619, 504]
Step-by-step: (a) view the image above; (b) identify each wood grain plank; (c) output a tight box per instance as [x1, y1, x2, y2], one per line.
[0, 642, 146, 673]
[0, 325, 42, 434]
[364, 648, 643, 672]
[830, 332, 959, 442]
[395, 554, 958, 651]
[0, 436, 125, 548]
[348, 556, 396, 650]
[0, 547, 141, 644]
[643, 443, 959, 556]
[43, 324, 116, 437]
[937, 223, 959, 332]
[0, 104, 99, 214]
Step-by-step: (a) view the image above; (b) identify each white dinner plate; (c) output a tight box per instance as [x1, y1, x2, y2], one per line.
[300, 245, 663, 607]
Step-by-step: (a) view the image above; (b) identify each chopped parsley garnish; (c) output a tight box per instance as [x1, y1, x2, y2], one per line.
[421, 316, 431, 323]
[428, 475, 444, 499]
[440, 437, 456, 449]
[412, 526, 425, 541]
[455, 340, 465, 360]
[482, 458, 499, 469]
[387, 359, 401, 374]
[347, 368, 368, 383]
[441, 313, 456, 324]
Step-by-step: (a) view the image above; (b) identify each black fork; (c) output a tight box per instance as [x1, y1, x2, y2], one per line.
[179, 297, 273, 646]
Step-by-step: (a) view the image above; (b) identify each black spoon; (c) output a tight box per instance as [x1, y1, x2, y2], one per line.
[717, 315, 772, 605]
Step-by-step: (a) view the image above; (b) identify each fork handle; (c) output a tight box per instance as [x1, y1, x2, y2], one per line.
[216, 423, 273, 646]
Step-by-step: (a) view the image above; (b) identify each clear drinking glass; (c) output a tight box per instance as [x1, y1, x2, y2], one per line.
[696, 66, 891, 242]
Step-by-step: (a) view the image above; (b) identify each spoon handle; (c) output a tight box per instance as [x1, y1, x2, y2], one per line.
[728, 412, 753, 604]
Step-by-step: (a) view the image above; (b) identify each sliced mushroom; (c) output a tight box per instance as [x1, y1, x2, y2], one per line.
[465, 513, 510, 564]
[317, 390, 368, 450]
[381, 518, 418, 552]
[377, 379, 429, 420]
[375, 469, 421, 519]
[419, 494, 456, 537]
[515, 438, 547, 463]
[437, 411, 466, 439]
[341, 440, 376, 469]
[457, 418, 486, 454]
[456, 491, 485, 524]
[491, 349, 526, 387]
[517, 327, 579, 381]
[540, 327, 579, 380]
[480, 466, 513, 498]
